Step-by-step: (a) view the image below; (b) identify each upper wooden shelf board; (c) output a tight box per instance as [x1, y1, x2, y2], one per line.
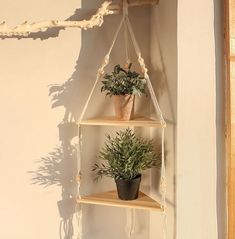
[80, 116, 165, 128]
[77, 190, 163, 211]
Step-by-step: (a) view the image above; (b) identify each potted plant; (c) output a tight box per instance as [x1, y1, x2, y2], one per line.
[101, 63, 147, 120]
[93, 128, 161, 200]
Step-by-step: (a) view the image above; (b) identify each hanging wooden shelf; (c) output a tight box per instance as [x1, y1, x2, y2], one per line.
[80, 115, 164, 128]
[77, 190, 163, 211]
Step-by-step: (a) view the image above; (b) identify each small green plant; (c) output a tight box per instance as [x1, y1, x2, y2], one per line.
[93, 128, 161, 180]
[101, 63, 147, 97]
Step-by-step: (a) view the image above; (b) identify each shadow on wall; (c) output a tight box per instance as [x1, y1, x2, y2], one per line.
[214, 0, 226, 238]
[6, 0, 162, 238]
[22, 1, 110, 238]
[0, 3, 92, 239]
[26, 1, 124, 238]
[29, 123, 78, 239]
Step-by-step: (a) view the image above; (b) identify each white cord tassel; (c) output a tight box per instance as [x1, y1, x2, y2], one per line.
[160, 127, 166, 209]
[131, 209, 136, 236]
[123, 3, 136, 237]
[163, 212, 168, 239]
[77, 209, 83, 239]
[161, 127, 167, 239]
[76, 125, 83, 238]
[125, 209, 136, 238]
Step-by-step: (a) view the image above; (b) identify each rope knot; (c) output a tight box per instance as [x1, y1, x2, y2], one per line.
[160, 177, 167, 193]
[98, 68, 105, 76]
[76, 171, 82, 183]
[161, 120, 167, 128]
[103, 55, 110, 65]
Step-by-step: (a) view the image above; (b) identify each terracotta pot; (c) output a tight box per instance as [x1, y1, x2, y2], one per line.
[112, 95, 135, 120]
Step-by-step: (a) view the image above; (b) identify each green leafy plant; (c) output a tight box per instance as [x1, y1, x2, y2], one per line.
[93, 128, 161, 180]
[101, 63, 147, 97]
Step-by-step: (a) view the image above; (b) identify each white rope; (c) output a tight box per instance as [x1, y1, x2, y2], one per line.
[79, 15, 125, 122]
[125, 208, 136, 238]
[131, 209, 136, 236]
[125, 11, 167, 239]
[122, 3, 137, 238]
[161, 127, 167, 239]
[77, 125, 82, 199]
[125, 16, 166, 127]
[125, 209, 132, 237]
[76, 125, 83, 239]
[124, 21, 131, 64]
[160, 128, 166, 209]
[106, 16, 126, 60]
[146, 74, 166, 126]
[123, 0, 131, 64]
[125, 17, 141, 59]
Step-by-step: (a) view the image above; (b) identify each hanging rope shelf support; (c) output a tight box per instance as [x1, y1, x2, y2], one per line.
[0, 0, 159, 37]
[76, 1, 167, 238]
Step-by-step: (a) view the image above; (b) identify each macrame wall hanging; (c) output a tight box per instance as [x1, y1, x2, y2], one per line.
[76, 1, 167, 238]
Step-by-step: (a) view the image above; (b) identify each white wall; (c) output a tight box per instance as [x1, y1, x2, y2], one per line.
[177, 0, 225, 239]
[150, 0, 225, 239]
[149, 0, 177, 238]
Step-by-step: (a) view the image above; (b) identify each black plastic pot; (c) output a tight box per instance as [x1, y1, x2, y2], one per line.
[115, 174, 141, 200]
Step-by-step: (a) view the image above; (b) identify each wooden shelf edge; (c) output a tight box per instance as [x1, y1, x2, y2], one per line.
[79, 116, 164, 128]
[76, 190, 163, 211]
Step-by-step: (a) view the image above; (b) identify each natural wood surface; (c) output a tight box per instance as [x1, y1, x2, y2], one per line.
[225, 0, 235, 238]
[77, 190, 163, 211]
[80, 116, 165, 128]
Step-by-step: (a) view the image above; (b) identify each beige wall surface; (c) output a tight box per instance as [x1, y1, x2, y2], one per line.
[0, 1, 80, 238]
[149, 0, 177, 238]
[177, 0, 225, 239]
[0, 1, 152, 239]
[0, 0, 225, 239]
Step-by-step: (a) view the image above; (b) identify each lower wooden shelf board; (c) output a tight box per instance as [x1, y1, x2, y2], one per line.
[80, 116, 164, 128]
[77, 190, 163, 211]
